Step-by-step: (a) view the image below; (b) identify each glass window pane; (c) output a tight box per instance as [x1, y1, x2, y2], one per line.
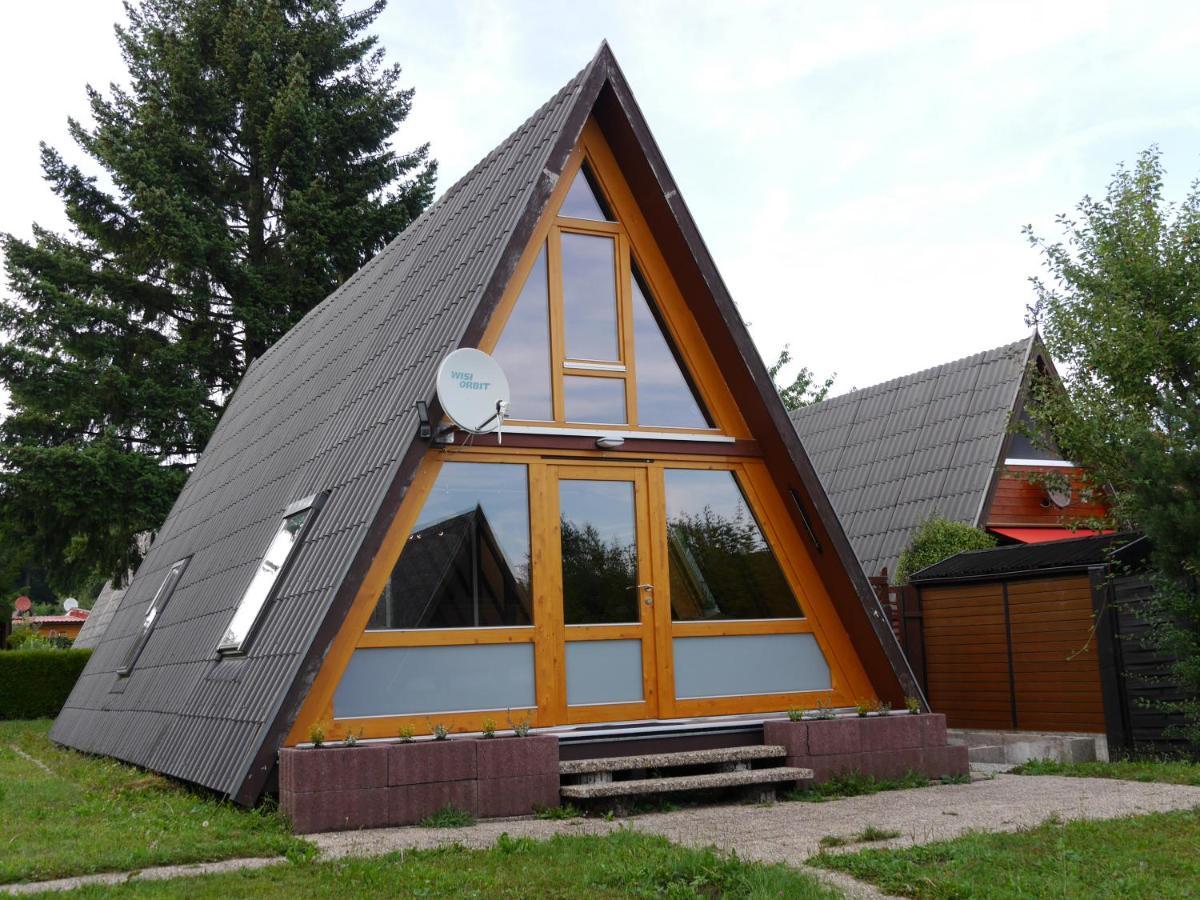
[492, 245, 552, 421]
[673, 634, 830, 699]
[560, 479, 638, 624]
[665, 469, 803, 620]
[558, 167, 612, 221]
[120, 558, 187, 675]
[335, 644, 535, 717]
[561, 233, 619, 361]
[631, 271, 710, 429]
[219, 507, 311, 652]
[563, 375, 627, 424]
[367, 463, 532, 630]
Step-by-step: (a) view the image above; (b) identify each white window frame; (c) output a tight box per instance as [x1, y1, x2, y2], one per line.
[217, 493, 326, 655]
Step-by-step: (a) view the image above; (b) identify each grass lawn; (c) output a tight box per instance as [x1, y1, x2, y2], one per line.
[0, 719, 309, 884]
[813, 807, 1200, 899]
[1014, 757, 1200, 785]
[34, 831, 838, 899]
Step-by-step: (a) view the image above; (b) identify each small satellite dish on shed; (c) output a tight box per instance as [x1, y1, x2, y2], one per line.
[1047, 486, 1072, 509]
[63, 598, 79, 612]
[14, 596, 31, 614]
[435, 349, 510, 437]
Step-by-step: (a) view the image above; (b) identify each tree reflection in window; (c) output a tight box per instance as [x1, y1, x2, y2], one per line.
[665, 469, 802, 620]
[559, 480, 639, 624]
[368, 463, 532, 629]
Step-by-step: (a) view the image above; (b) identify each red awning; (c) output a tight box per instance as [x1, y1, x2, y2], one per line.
[990, 527, 1110, 544]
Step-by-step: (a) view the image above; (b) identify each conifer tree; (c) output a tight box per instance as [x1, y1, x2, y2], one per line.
[1, 0, 436, 583]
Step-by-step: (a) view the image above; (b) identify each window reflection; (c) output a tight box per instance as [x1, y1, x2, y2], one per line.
[665, 469, 802, 620]
[558, 166, 612, 221]
[368, 463, 532, 629]
[563, 375, 627, 425]
[492, 246, 553, 421]
[561, 233, 619, 362]
[631, 269, 710, 429]
[560, 480, 639, 624]
[219, 507, 312, 652]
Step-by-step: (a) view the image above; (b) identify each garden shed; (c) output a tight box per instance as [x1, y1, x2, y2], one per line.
[907, 533, 1196, 756]
[52, 45, 955, 825]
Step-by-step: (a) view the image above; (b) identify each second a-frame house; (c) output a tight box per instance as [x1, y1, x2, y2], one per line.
[53, 44, 924, 808]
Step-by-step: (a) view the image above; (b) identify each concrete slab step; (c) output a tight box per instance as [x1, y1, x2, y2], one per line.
[560, 744, 787, 776]
[560, 766, 813, 799]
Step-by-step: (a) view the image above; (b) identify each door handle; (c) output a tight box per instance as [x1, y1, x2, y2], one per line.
[634, 583, 654, 605]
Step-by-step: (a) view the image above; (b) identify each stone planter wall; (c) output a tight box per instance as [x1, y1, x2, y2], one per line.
[764, 713, 968, 783]
[280, 735, 559, 834]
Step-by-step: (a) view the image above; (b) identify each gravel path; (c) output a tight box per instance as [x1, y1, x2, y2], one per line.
[310, 774, 1200, 866]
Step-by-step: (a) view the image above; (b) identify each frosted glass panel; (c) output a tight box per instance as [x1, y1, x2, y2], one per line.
[673, 634, 830, 699]
[566, 639, 643, 705]
[334, 644, 535, 717]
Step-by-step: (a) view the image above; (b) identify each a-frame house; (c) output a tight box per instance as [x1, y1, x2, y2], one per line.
[53, 44, 920, 806]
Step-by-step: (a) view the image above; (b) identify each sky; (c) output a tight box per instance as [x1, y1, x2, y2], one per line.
[2, 1, 1199, 398]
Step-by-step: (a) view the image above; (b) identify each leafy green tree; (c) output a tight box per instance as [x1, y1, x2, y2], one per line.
[895, 517, 996, 585]
[1, 0, 436, 583]
[768, 345, 836, 411]
[1025, 147, 1200, 739]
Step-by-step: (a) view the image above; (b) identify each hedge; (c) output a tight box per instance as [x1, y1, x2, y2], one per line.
[0, 649, 92, 720]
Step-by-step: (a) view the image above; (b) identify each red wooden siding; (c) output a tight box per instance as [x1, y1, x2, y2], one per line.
[987, 465, 1108, 527]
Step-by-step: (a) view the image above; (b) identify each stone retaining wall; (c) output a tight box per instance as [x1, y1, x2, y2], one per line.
[280, 735, 559, 834]
[764, 713, 969, 782]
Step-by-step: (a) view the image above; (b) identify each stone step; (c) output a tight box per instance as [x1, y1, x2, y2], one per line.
[560, 744, 786, 776]
[560, 766, 813, 800]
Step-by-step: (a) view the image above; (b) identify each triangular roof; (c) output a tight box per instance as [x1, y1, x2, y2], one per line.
[54, 44, 918, 804]
[790, 334, 1042, 577]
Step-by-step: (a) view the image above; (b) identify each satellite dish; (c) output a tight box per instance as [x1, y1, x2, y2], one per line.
[435, 349, 510, 435]
[1047, 487, 1071, 508]
[63, 598, 79, 612]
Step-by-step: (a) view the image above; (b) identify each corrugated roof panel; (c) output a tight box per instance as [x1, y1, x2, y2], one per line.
[791, 336, 1034, 576]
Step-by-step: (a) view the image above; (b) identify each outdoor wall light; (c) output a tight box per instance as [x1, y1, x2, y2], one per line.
[595, 436, 625, 450]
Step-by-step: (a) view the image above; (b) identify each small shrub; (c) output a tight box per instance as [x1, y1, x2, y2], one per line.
[343, 729, 360, 747]
[430, 722, 449, 741]
[419, 804, 475, 828]
[308, 723, 325, 748]
[894, 516, 996, 584]
[905, 695, 921, 714]
[397, 725, 414, 743]
[786, 707, 804, 722]
[507, 711, 532, 737]
[0, 648, 92, 719]
[870, 699, 892, 716]
[807, 699, 837, 720]
[854, 699, 871, 718]
[481, 718, 497, 738]
[940, 772, 971, 785]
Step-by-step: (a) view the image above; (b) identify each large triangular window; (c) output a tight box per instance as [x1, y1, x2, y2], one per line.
[493, 159, 713, 431]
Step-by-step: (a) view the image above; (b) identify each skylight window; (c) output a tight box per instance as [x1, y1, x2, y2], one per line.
[218, 494, 324, 654]
[118, 558, 189, 676]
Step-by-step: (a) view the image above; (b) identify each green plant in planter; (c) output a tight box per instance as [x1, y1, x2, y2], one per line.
[397, 724, 415, 743]
[854, 700, 871, 718]
[481, 718, 497, 739]
[507, 710, 532, 737]
[787, 707, 804, 722]
[343, 728, 361, 747]
[308, 722, 325, 748]
[905, 696, 921, 715]
[869, 699, 892, 716]
[808, 699, 837, 720]
[429, 722, 449, 741]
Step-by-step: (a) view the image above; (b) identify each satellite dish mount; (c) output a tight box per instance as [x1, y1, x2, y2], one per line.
[433, 349, 512, 444]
